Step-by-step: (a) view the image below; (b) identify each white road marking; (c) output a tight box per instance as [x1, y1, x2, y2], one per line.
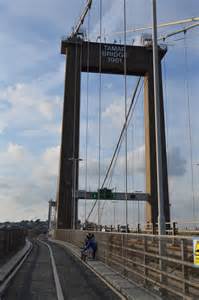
[50, 239, 125, 300]
[38, 240, 64, 300]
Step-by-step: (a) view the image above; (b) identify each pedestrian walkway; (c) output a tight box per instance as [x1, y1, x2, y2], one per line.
[50, 239, 161, 300]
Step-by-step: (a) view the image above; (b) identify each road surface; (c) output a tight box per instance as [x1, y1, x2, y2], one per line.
[2, 239, 120, 300]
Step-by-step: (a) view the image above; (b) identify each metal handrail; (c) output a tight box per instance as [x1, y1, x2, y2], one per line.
[55, 229, 199, 299]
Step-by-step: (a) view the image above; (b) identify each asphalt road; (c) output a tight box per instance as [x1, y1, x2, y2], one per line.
[2, 239, 120, 300]
[3, 240, 57, 300]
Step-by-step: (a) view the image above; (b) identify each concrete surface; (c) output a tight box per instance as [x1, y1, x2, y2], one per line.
[0, 240, 31, 283]
[2, 239, 121, 300]
[48, 240, 121, 300]
[3, 240, 57, 300]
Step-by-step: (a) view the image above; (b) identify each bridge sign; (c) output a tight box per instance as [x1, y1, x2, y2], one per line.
[76, 190, 149, 201]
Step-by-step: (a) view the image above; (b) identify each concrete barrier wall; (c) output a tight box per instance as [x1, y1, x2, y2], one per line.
[54, 229, 125, 263]
[0, 229, 26, 259]
[54, 229, 199, 299]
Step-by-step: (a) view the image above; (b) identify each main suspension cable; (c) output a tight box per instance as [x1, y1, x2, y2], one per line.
[104, 16, 199, 38]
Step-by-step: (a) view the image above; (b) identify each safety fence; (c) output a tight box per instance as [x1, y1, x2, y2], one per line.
[81, 221, 199, 236]
[54, 229, 199, 299]
[0, 228, 26, 260]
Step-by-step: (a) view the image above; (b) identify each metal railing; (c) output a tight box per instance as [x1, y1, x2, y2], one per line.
[54, 229, 199, 299]
[82, 221, 199, 236]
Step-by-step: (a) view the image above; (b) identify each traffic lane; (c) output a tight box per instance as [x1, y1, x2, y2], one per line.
[49, 241, 121, 300]
[3, 240, 57, 300]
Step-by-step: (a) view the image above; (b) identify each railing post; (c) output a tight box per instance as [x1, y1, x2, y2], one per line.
[172, 222, 177, 236]
[127, 224, 129, 233]
[181, 239, 189, 295]
[3, 230, 6, 255]
[159, 236, 168, 298]
[143, 236, 148, 286]
[152, 223, 156, 234]
[124, 234, 127, 276]
[122, 233, 126, 276]
[0, 231, 4, 256]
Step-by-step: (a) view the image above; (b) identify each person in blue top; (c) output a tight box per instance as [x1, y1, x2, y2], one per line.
[81, 233, 97, 260]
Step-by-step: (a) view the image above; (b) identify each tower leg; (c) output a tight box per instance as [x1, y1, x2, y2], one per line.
[144, 66, 170, 226]
[56, 42, 81, 229]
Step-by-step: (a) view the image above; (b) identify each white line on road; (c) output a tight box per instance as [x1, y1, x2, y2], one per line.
[38, 240, 64, 300]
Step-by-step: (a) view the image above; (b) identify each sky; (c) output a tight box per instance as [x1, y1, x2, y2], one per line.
[0, 0, 199, 226]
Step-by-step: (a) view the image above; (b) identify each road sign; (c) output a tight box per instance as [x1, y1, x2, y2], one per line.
[193, 238, 199, 267]
[91, 192, 98, 199]
[76, 190, 149, 201]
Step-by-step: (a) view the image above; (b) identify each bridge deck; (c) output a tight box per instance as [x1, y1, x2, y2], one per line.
[51, 238, 160, 300]
[2, 239, 121, 300]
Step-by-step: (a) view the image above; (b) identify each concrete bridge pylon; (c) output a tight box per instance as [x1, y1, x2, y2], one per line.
[56, 37, 170, 229]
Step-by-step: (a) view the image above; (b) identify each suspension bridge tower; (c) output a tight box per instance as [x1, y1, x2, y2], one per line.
[55, 34, 170, 229]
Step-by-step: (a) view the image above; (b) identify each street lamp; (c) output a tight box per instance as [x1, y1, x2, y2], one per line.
[151, 1, 166, 286]
[193, 162, 199, 221]
[151, 0, 166, 235]
[135, 190, 143, 230]
[68, 157, 83, 229]
[112, 187, 117, 228]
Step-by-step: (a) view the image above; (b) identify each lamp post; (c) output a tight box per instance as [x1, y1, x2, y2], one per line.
[151, 0, 166, 235]
[112, 187, 117, 228]
[135, 190, 143, 232]
[151, 1, 166, 288]
[193, 162, 199, 221]
[68, 157, 83, 229]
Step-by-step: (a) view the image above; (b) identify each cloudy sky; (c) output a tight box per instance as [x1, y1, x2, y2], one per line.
[0, 0, 199, 225]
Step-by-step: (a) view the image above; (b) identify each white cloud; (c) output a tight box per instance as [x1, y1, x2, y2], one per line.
[7, 143, 26, 161]
[43, 145, 60, 177]
[38, 102, 54, 120]
[102, 100, 124, 129]
[0, 64, 63, 135]
[0, 143, 61, 221]
[0, 121, 7, 134]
